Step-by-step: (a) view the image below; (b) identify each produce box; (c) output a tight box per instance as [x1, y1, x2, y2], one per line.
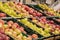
[17, 18, 60, 40]
[0, 18, 31, 40]
[1, 15, 58, 40]
[2, 17, 47, 40]
[28, 18, 60, 40]
[0, 17, 44, 40]
[1, 18, 44, 40]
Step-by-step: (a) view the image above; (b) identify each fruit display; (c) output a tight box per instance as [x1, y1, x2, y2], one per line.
[19, 18, 51, 37]
[7, 2, 30, 18]
[13, 2, 42, 17]
[0, 2, 30, 18]
[0, 2, 43, 19]
[38, 4, 60, 17]
[30, 17, 60, 35]
[0, 19, 39, 40]
[21, 4, 42, 17]
[0, 1, 60, 40]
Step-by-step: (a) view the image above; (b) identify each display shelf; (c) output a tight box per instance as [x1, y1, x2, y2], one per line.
[0, 18, 29, 40]
[0, 1, 60, 40]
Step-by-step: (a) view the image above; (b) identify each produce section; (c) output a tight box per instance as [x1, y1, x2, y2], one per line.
[28, 17, 60, 35]
[0, 1, 60, 40]
[38, 4, 60, 17]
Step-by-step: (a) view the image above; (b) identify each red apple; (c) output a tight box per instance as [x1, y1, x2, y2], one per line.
[0, 28, 4, 34]
[36, 12, 42, 17]
[32, 34, 38, 39]
[24, 6, 30, 11]
[0, 33, 10, 40]
[29, 10, 34, 14]
[7, 21, 13, 27]
[19, 27, 24, 32]
[32, 13, 36, 17]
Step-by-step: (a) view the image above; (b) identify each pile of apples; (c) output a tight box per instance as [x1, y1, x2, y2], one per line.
[0, 2, 30, 18]
[31, 17, 60, 35]
[20, 18, 51, 37]
[17, 2, 42, 17]
[38, 4, 60, 17]
[22, 5, 42, 17]
[0, 2, 60, 40]
[0, 2, 43, 18]
[8, 2, 43, 18]
[8, 2, 31, 18]
[0, 19, 38, 40]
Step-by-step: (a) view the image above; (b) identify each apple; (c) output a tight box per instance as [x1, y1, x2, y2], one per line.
[29, 10, 34, 14]
[0, 20, 4, 27]
[32, 34, 38, 39]
[0, 20, 4, 24]
[0, 33, 10, 40]
[0, 28, 4, 34]
[19, 27, 24, 32]
[32, 13, 36, 17]
[7, 21, 13, 27]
